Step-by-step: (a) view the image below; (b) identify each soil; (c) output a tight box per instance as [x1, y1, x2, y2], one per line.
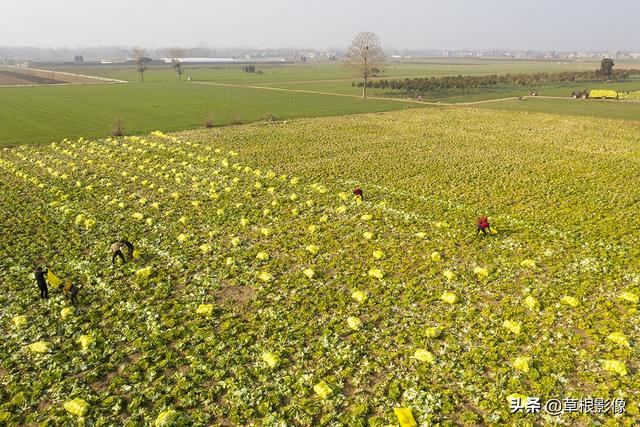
[0, 68, 107, 86]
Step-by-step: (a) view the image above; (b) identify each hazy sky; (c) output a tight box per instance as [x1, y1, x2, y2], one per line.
[2, 0, 639, 51]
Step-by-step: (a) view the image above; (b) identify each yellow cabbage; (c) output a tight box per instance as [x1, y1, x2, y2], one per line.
[426, 326, 442, 338]
[474, 267, 489, 278]
[196, 304, 214, 316]
[347, 317, 362, 330]
[28, 341, 52, 353]
[607, 332, 630, 348]
[503, 320, 522, 335]
[61, 307, 74, 320]
[12, 315, 27, 328]
[520, 259, 536, 268]
[258, 271, 273, 282]
[313, 381, 332, 399]
[78, 335, 95, 351]
[513, 356, 530, 373]
[394, 407, 417, 427]
[64, 397, 90, 417]
[154, 409, 178, 426]
[443, 270, 456, 281]
[561, 296, 579, 307]
[47, 270, 62, 287]
[135, 266, 153, 280]
[602, 359, 627, 376]
[368, 268, 384, 279]
[351, 291, 367, 303]
[261, 352, 280, 368]
[619, 292, 638, 304]
[413, 349, 435, 363]
[306, 245, 320, 255]
[524, 295, 539, 310]
[441, 291, 458, 304]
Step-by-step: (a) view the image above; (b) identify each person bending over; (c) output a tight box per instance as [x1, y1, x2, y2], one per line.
[120, 239, 134, 259]
[353, 186, 364, 202]
[59, 280, 79, 305]
[476, 216, 491, 235]
[111, 242, 126, 265]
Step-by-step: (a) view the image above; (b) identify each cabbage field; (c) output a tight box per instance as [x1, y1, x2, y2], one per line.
[1, 108, 640, 426]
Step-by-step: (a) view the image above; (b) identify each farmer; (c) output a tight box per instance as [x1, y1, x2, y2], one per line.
[111, 241, 126, 265]
[353, 186, 364, 202]
[59, 280, 79, 305]
[34, 266, 48, 299]
[476, 216, 491, 235]
[120, 239, 135, 260]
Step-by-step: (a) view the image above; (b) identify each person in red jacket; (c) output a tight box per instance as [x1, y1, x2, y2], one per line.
[353, 186, 364, 201]
[476, 216, 491, 235]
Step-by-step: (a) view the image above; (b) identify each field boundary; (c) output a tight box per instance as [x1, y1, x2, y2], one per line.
[192, 80, 521, 106]
[0, 65, 128, 86]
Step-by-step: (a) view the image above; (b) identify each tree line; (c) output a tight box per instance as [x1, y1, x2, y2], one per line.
[353, 69, 640, 92]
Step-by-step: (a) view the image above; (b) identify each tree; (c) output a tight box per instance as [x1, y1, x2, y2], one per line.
[344, 31, 385, 99]
[132, 48, 149, 82]
[169, 47, 185, 80]
[600, 58, 614, 81]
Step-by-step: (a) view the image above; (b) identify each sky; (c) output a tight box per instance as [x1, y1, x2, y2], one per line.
[1, 0, 639, 51]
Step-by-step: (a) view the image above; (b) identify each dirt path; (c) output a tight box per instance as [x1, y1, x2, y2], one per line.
[254, 74, 461, 85]
[192, 80, 522, 106]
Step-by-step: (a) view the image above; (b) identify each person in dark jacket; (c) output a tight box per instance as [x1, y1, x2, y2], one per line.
[120, 239, 134, 259]
[35, 266, 48, 299]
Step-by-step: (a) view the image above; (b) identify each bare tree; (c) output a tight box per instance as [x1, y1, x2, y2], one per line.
[131, 47, 149, 82]
[344, 31, 385, 99]
[169, 47, 185, 80]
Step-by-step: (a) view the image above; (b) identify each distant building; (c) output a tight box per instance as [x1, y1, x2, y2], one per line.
[100, 59, 127, 64]
[161, 57, 235, 64]
[125, 57, 152, 64]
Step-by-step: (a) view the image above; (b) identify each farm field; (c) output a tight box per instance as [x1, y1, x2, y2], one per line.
[1, 108, 639, 425]
[0, 82, 428, 145]
[1, 59, 638, 147]
[47, 59, 640, 84]
[2, 75, 640, 147]
[257, 78, 640, 101]
[0, 66, 107, 86]
[475, 97, 640, 121]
